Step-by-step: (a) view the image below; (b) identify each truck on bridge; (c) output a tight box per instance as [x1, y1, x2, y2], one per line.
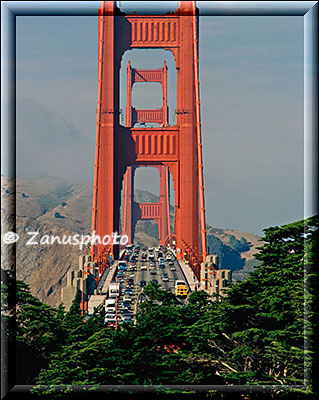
[109, 282, 121, 299]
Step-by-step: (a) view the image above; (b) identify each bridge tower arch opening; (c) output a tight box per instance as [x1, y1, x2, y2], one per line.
[119, 48, 177, 128]
[123, 165, 171, 246]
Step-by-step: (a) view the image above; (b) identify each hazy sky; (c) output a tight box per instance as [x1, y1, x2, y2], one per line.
[13, 2, 305, 235]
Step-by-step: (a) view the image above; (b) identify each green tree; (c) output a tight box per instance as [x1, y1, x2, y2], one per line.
[186, 216, 318, 386]
[2, 274, 65, 384]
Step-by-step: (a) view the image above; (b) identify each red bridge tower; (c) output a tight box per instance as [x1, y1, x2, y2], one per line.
[91, 1, 207, 279]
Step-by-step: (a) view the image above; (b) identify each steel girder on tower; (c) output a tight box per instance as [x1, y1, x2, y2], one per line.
[91, 0, 207, 279]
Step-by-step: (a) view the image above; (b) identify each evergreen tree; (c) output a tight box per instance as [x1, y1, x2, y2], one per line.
[186, 216, 317, 386]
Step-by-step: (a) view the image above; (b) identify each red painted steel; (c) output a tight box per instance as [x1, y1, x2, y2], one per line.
[91, 1, 207, 280]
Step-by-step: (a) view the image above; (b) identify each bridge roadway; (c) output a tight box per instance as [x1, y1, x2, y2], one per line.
[111, 246, 190, 324]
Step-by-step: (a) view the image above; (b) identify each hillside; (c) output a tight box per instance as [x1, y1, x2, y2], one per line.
[1, 175, 261, 306]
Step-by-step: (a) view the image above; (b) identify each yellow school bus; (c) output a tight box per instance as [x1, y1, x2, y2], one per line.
[175, 280, 188, 298]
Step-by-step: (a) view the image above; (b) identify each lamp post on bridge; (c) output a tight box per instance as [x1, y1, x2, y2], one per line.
[115, 277, 119, 330]
[81, 269, 90, 316]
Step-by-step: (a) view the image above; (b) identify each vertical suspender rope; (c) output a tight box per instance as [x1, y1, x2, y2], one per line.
[166, 168, 171, 237]
[193, 1, 207, 262]
[91, 2, 105, 259]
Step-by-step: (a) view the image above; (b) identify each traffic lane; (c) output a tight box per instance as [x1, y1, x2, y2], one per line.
[162, 259, 190, 293]
[116, 250, 189, 319]
[133, 253, 186, 297]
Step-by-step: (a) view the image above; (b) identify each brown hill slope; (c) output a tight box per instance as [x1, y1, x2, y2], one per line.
[1, 176, 261, 306]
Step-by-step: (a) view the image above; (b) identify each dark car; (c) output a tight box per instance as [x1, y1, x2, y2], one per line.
[151, 279, 158, 284]
[140, 280, 147, 287]
[162, 274, 169, 282]
[122, 314, 133, 323]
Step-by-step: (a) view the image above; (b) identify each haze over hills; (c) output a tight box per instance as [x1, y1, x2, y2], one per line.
[1, 175, 261, 306]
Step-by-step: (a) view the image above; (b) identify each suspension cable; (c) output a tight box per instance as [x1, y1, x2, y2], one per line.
[91, 2, 105, 259]
[192, 1, 207, 262]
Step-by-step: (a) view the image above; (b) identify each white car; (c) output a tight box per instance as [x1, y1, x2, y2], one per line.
[170, 266, 176, 271]
[141, 265, 147, 270]
[105, 307, 116, 314]
[105, 314, 116, 320]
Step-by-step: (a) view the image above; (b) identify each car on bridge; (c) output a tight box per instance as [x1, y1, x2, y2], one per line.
[162, 273, 169, 282]
[105, 299, 116, 314]
[119, 307, 130, 314]
[105, 313, 116, 319]
[123, 302, 131, 310]
[105, 315, 117, 326]
[121, 314, 133, 323]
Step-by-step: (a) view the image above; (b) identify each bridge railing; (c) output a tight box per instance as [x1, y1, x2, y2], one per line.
[95, 247, 113, 284]
[181, 240, 202, 281]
